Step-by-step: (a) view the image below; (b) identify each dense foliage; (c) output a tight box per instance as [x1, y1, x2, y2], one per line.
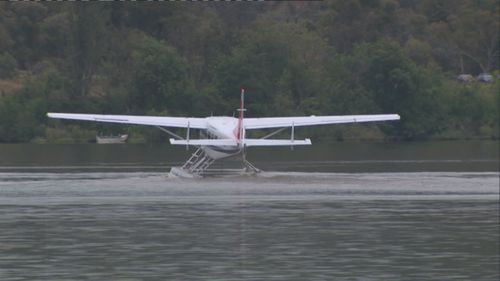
[0, 1, 498, 143]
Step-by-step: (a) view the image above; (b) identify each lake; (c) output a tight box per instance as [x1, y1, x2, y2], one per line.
[0, 141, 498, 280]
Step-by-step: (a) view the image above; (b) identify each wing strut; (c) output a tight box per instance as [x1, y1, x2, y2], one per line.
[186, 121, 190, 150]
[156, 126, 184, 140]
[260, 127, 288, 139]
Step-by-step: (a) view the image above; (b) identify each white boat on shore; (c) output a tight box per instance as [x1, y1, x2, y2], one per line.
[96, 134, 128, 144]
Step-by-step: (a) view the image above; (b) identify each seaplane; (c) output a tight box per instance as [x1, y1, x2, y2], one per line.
[47, 88, 400, 177]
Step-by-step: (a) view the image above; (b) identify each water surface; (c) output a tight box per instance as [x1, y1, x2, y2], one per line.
[0, 142, 498, 280]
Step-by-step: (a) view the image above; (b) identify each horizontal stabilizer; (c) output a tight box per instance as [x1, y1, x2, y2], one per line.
[244, 138, 312, 147]
[169, 138, 237, 146]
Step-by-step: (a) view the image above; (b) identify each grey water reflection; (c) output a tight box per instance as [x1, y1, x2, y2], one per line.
[0, 172, 498, 280]
[0, 140, 498, 172]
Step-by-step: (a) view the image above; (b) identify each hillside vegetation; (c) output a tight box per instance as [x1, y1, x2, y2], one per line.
[0, 1, 498, 143]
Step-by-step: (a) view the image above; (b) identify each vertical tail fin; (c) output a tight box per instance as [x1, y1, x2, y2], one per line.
[236, 88, 245, 141]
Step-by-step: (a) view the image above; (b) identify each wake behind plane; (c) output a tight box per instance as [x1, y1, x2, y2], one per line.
[47, 88, 400, 177]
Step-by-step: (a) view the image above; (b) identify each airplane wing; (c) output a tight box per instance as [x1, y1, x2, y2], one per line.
[47, 113, 207, 129]
[244, 114, 400, 129]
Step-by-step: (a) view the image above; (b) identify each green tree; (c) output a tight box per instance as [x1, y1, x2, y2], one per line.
[0, 52, 17, 78]
[68, 2, 110, 98]
[215, 21, 330, 116]
[428, 0, 499, 73]
[2, 2, 47, 68]
[360, 40, 445, 139]
[128, 32, 194, 115]
[39, 11, 71, 58]
[326, 39, 445, 139]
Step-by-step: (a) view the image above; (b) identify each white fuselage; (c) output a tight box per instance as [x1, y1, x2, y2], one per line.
[203, 117, 243, 159]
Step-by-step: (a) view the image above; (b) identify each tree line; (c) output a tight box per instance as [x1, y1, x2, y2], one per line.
[0, 1, 498, 143]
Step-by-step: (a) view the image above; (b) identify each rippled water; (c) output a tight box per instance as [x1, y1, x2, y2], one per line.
[0, 171, 498, 280]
